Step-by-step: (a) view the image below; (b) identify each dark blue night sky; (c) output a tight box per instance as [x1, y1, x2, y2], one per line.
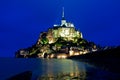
[0, 0, 120, 57]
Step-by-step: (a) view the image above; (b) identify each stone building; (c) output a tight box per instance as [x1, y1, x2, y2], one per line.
[37, 7, 83, 44]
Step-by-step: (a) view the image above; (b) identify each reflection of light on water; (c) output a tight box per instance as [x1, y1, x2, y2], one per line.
[37, 59, 87, 80]
[38, 72, 86, 80]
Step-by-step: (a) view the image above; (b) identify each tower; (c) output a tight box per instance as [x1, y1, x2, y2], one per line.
[61, 7, 67, 26]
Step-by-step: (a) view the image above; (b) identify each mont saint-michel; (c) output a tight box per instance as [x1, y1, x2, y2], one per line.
[15, 8, 99, 58]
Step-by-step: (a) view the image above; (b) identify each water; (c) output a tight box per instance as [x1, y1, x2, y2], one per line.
[0, 58, 119, 80]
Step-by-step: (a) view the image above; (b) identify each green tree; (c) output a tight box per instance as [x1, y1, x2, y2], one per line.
[41, 38, 49, 45]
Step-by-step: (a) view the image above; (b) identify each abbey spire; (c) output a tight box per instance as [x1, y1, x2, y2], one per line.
[61, 7, 67, 26]
[62, 7, 65, 19]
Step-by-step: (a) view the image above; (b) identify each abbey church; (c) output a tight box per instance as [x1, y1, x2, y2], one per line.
[37, 8, 83, 44]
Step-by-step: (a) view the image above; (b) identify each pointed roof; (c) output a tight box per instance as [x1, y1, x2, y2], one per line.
[62, 7, 65, 20]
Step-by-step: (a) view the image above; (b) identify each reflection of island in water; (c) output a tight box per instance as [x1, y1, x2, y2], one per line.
[37, 59, 86, 80]
[1, 58, 120, 80]
[32, 59, 119, 80]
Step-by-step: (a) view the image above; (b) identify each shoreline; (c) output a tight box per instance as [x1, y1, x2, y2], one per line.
[68, 47, 120, 73]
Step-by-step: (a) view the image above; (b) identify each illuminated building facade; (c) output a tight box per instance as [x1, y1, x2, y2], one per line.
[37, 8, 83, 44]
